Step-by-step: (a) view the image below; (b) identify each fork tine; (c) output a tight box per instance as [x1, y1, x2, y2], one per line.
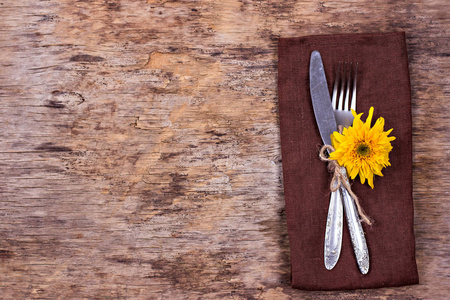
[332, 62, 341, 109]
[351, 62, 358, 111]
[338, 63, 346, 111]
[344, 62, 351, 111]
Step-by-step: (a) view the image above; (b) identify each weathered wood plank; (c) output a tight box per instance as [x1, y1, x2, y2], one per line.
[0, 0, 448, 299]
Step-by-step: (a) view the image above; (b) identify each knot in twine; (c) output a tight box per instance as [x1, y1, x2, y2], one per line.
[319, 144, 372, 226]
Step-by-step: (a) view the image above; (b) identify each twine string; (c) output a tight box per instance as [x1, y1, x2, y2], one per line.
[319, 144, 372, 226]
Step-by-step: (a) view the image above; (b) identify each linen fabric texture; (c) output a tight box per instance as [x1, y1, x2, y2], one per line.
[277, 31, 419, 290]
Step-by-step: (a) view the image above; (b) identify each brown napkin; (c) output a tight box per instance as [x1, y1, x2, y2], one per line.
[278, 32, 419, 290]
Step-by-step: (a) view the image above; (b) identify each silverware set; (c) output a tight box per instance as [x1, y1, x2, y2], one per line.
[310, 51, 369, 274]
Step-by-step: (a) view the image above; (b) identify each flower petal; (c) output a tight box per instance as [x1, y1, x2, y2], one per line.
[331, 107, 395, 188]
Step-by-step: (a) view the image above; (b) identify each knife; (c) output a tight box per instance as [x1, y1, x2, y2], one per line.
[309, 50, 369, 274]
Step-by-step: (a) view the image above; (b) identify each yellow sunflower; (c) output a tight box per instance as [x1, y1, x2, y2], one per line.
[329, 107, 396, 189]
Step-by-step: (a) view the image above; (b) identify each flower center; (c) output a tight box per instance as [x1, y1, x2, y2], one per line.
[356, 143, 371, 156]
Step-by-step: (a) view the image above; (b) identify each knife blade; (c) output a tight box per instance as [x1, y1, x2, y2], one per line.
[309, 51, 336, 147]
[309, 50, 344, 271]
[309, 50, 369, 274]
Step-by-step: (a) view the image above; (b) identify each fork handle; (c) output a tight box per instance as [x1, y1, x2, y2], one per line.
[339, 167, 370, 274]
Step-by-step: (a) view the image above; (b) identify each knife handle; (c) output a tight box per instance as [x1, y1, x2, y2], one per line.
[324, 188, 343, 270]
[340, 167, 370, 274]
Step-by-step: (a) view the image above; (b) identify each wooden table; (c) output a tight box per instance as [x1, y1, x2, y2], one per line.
[1, 1, 448, 299]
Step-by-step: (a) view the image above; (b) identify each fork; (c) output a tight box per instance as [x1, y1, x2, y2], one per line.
[324, 62, 369, 274]
[332, 62, 357, 128]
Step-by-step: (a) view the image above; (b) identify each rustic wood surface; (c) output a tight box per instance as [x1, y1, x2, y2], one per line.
[0, 0, 448, 299]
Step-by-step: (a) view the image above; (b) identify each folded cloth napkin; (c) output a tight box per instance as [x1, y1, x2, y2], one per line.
[278, 32, 419, 290]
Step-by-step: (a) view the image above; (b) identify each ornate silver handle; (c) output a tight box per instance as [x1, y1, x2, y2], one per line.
[340, 167, 370, 274]
[324, 188, 343, 270]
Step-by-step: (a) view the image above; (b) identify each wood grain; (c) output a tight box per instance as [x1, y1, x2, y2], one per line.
[0, 0, 448, 299]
